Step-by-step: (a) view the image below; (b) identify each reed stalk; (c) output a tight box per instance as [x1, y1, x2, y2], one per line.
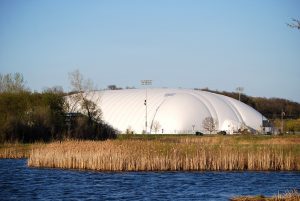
[28, 136, 300, 171]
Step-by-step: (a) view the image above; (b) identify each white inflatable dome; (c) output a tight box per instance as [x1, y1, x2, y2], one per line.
[73, 88, 266, 134]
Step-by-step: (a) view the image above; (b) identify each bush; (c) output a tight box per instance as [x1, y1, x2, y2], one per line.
[195, 131, 203, 136]
[217, 131, 227, 135]
[65, 115, 117, 140]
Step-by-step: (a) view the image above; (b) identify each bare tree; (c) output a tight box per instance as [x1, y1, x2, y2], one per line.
[125, 126, 134, 134]
[0, 73, 27, 93]
[43, 86, 64, 94]
[202, 117, 218, 134]
[152, 121, 161, 134]
[65, 70, 102, 125]
[287, 18, 300, 30]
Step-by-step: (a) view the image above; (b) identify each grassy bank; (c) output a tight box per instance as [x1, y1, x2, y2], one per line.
[230, 189, 300, 201]
[28, 135, 300, 171]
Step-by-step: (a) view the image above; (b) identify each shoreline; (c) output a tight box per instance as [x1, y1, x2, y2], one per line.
[2, 159, 300, 173]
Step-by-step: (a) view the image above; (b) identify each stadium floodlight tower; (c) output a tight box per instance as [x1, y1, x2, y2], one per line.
[141, 80, 152, 133]
[236, 87, 244, 102]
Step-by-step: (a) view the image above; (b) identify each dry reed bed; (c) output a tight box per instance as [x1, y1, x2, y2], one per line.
[28, 137, 300, 171]
[231, 189, 300, 201]
[176, 135, 300, 145]
[0, 143, 35, 159]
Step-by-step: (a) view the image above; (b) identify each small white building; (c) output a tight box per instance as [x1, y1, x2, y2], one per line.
[69, 88, 266, 134]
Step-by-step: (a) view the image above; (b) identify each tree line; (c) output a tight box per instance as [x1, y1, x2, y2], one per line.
[199, 88, 300, 119]
[0, 72, 117, 143]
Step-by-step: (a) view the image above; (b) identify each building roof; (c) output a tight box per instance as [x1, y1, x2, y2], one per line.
[78, 88, 265, 134]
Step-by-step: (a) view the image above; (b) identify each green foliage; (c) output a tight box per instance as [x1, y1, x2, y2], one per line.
[286, 119, 300, 133]
[254, 97, 300, 119]
[272, 118, 300, 133]
[0, 90, 117, 142]
[0, 91, 65, 142]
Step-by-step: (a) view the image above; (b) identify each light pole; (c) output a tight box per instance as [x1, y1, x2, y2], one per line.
[141, 80, 152, 133]
[236, 87, 244, 101]
[281, 110, 285, 134]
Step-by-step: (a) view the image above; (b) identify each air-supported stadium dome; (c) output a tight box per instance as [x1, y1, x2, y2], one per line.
[80, 88, 266, 134]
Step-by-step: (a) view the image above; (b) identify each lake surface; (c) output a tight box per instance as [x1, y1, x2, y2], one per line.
[0, 159, 299, 201]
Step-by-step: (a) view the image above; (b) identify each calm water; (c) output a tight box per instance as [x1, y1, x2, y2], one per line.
[0, 159, 299, 201]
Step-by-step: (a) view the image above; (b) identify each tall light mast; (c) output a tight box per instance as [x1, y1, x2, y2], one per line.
[236, 87, 244, 101]
[141, 80, 152, 133]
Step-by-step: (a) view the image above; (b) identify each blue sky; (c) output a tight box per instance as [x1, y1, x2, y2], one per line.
[0, 0, 299, 102]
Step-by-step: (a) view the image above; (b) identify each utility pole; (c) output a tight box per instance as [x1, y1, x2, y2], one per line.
[236, 87, 244, 101]
[141, 80, 152, 133]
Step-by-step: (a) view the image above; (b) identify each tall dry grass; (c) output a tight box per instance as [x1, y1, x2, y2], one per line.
[28, 136, 300, 171]
[0, 143, 43, 159]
